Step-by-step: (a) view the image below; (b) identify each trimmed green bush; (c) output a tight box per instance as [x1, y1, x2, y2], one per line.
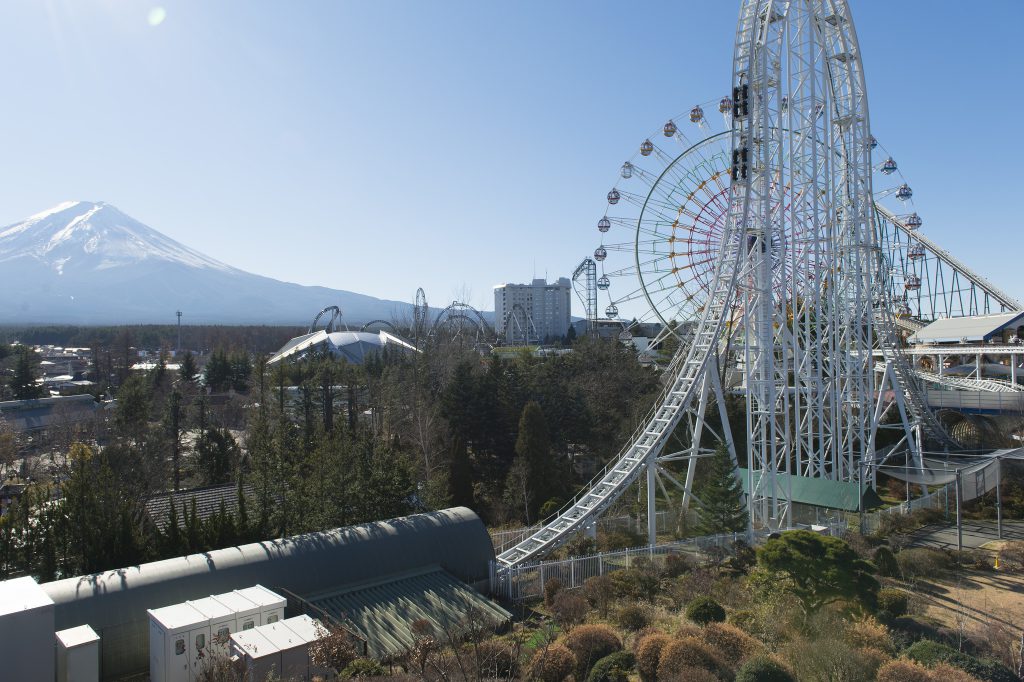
[904, 639, 1017, 682]
[586, 651, 635, 682]
[685, 596, 726, 625]
[876, 588, 909, 620]
[614, 603, 650, 632]
[340, 658, 387, 678]
[735, 656, 795, 682]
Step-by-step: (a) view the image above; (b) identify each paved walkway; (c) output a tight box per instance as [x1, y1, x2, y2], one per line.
[905, 519, 1024, 550]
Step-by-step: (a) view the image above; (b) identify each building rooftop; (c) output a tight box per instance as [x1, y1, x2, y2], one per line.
[909, 311, 1024, 345]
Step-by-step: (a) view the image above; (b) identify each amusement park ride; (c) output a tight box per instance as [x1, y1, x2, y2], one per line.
[496, 0, 1022, 569]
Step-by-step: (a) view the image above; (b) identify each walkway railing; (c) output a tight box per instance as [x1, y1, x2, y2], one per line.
[490, 510, 683, 555]
[857, 483, 953, 534]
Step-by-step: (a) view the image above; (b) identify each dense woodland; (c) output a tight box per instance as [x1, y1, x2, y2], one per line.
[0, 329, 665, 580]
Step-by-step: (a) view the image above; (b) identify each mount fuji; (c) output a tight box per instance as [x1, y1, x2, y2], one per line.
[0, 201, 416, 325]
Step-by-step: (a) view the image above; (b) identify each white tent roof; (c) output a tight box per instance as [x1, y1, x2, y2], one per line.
[267, 330, 418, 365]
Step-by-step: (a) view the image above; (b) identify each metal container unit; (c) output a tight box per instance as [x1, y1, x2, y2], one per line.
[229, 614, 325, 682]
[147, 602, 210, 682]
[232, 584, 285, 626]
[0, 576, 56, 681]
[208, 589, 261, 633]
[186, 596, 235, 659]
[56, 624, 100, 682]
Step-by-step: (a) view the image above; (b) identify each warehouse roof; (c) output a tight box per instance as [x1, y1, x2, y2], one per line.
[309, 566, 511, 659]
[144, 483, 255, 531]
[909, 311, 1024, 345]
[42, 507, 494, 679]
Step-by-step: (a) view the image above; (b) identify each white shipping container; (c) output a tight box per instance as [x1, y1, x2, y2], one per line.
[229, 614, 323, 682]
[148, 602, 211, 682]
[56, 624, 100, 682]
[233, 584, 285, 626]
[187, 596, 236, 659]
[210, 590, 260, 634]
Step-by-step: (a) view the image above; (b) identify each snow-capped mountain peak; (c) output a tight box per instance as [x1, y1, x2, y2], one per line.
[0, 201, 237, 274]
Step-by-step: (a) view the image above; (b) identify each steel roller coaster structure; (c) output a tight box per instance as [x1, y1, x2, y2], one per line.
[496, 0, 1018, 569]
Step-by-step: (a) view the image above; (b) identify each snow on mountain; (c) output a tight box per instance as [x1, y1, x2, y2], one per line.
[0, 201, 237, 274]
[0, 201, 416, 325]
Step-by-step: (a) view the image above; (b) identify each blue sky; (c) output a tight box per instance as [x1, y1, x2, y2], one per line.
[1, 1, 1021, 316]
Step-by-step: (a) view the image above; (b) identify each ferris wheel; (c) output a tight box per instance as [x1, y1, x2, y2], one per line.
[593, 99, 931, 338]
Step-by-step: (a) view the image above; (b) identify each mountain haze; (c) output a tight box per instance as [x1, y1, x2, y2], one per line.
[0, 201, 418, 325]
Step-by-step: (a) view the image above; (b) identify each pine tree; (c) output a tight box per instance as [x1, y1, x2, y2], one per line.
[448, 436, 474, 508]
[178, 351, 198, 383]
[695, 443, 747, 535]
[185, 497, 202, 553]
[164, 499, 184, 555]
[515, 401, 556, 516]
[10, 345, 43, 400]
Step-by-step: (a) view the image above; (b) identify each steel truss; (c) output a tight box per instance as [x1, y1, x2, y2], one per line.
[497, 0, 948, 569]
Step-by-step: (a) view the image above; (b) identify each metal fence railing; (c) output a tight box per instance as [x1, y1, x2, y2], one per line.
[489, 510, 684, 555]
[856, 482, 953, 534]
[489, 522, 845, 602]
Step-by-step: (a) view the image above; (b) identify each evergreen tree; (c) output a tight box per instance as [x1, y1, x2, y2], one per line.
[448, 436, 474, 508]
[114, 374, 152, 444]
[178, 351, 198, 383]
[515, 401, 556, 516]
[196, 428, 240, 486]
[10, 345, 43, 400]
[164, 389, 183, 490]
[185, 497, 202, 552]
[695, 443, 747, 535]
[164, 499, 184, 556]
[204, 349, 232, 392]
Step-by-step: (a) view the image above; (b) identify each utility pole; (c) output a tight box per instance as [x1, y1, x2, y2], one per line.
[176, 310, 182, 354]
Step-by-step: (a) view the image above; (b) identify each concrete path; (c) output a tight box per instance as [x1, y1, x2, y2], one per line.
[905, 519, 1024, 550]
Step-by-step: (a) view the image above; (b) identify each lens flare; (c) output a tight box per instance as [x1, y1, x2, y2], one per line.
[147, 7, 167, 27]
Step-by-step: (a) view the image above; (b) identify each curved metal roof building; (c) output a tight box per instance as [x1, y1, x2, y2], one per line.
[267, 329, 418, 365]
[42, 507, 494, 679]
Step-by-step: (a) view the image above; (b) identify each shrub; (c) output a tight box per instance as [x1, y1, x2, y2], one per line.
[566, 533, 597, 558]
[658, 666, 718, 682]
[544, 577, 563, 607]
[586, 651, 636, 682]
[662, 553, 692, 578]
[473, 639, 519, 679]
[874, 546, 901, 578]
[734, 656, 795, 682]
[635, 633, 671, 682]
[701, 622, 764, 670]
[563, 624, 622, 681]
[876, 659, 932, 682]
[657, 636, 726, 680]
[931, 662, 986, 682]
[999, 540, 1024, 572]
[887, 616, 947, 650]
[340, 658, 387, 678]
[551, 591, 589, 629]
[896, 548, 952, 580]
[528, 644, 576, 682]
[685, 596, 726, 625]
[611, 567, 661, 602]
[615, 603, 650, 632]
[782, 637, 875, 682]
[844, 615, 894, 654]
[905, 639, 1017, 682]
[582, 574, 614, 616]
[601, 528, 645, 551]
[877, 588, 909, 621]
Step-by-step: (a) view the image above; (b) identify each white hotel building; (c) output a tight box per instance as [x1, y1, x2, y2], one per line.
[494, 277, 572, 345]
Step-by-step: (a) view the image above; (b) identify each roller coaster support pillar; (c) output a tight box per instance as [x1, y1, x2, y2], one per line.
[646, 456, 657, 546]
[955, 469, 963, 552]
[996, 458, 1003, 540]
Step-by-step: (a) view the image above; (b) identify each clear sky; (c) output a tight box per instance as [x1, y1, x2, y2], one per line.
[1, 1, 1021, 315]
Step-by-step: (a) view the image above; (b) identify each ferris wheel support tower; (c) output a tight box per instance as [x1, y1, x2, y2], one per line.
[496, 0, 944, 568]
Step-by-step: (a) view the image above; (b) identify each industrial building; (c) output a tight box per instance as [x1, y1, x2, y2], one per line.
[0, 507, 506, 680]
[494, 277, 572, 345]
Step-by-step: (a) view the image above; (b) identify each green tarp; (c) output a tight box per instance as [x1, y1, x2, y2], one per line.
[738, 468, 883, 511]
